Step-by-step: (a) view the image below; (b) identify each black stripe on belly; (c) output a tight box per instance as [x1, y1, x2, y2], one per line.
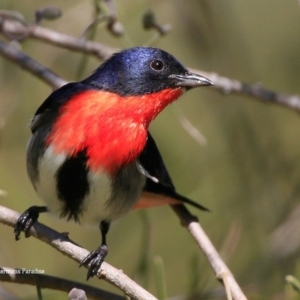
[55, 150, 89, 222]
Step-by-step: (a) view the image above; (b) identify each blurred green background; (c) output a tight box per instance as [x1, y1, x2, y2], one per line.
[1, 0, 300, 299]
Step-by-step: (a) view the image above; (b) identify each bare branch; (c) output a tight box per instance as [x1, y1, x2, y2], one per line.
[171, 205, 247, 300]
[1, 15, 300, 114]
[29, 25, 116, 60]
[0, 205, 157, 300]
[269, 203, 300, 258]
[198, 70, 300, 113]
[0, 266, 123, 300]
[0, 16, 116, 60]
[0, 38, 67, 89]
[0, 204, 248, 300]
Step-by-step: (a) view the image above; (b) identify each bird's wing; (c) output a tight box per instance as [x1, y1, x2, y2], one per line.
[136, 132, 208, 211]
[30, 82, 88, 133]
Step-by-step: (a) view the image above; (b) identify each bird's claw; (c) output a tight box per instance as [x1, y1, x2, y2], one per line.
[80, 245, 108, 280]
[14, 206, 44, 240]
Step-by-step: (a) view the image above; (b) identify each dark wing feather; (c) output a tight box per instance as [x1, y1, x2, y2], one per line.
[30, 82, 90, 133]
[139, 132, 209, 211]
[27, 82, 90, 183]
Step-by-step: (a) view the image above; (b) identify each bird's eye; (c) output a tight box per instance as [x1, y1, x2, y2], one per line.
[150, 60, 164, 71]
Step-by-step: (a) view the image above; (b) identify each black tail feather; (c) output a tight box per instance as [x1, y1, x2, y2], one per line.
[172, 192, 210, 212]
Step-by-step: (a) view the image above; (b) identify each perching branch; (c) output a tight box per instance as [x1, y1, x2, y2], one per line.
[0, 266, 123, 300]
[0, 205, 157, 300]
[0, 205, 247, 300]
[171, 205, 247, 300]
[1, 13, 300, 113]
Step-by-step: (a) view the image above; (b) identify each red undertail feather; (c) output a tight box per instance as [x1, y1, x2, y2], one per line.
[134, 192, 182, 209]
[46, 88, 184, 173]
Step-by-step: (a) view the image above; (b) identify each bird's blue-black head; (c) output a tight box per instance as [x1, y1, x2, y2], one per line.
[83, 47, 211, 96]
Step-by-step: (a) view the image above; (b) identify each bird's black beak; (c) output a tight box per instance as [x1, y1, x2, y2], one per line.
[169, 72, 213, 88]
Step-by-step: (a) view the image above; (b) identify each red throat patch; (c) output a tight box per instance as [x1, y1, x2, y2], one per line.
[46, 88, 184, 173]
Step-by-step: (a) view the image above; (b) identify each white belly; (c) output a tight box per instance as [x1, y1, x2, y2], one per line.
[34, 145, 145, 226]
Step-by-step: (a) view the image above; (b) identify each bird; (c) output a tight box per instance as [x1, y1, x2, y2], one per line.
[14, 47, 213, 280]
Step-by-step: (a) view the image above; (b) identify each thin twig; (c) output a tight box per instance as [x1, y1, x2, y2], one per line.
[197, 70, 300, 113]
[0, 38, 67, 89]
[172, 105, 207, 146]
[1, 16, 300, 113]
[0, 17, 116, 60]
[0, 267, 123, 300]
[0, 205, 157, 300]
[29, 24, 116, 60]
[1, 13, 299, 113]
[0, 204, 247, 300]
[171, 205, 247, 300]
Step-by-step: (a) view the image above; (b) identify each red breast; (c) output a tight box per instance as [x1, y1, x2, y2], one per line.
[46, 88, 184, 174]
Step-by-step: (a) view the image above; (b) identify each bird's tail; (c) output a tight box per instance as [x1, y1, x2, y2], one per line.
[134, 191, 209, 211]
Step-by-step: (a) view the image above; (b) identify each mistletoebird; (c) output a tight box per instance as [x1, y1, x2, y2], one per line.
[14, 47, 213, 279]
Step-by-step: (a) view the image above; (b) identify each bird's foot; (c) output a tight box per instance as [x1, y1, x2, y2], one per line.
[14, 206, 47, 240]
[80, 245, 108, 280]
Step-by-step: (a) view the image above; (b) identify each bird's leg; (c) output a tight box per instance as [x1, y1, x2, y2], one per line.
[14, 206, 48, 240]
[80, 220, 110, 280]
